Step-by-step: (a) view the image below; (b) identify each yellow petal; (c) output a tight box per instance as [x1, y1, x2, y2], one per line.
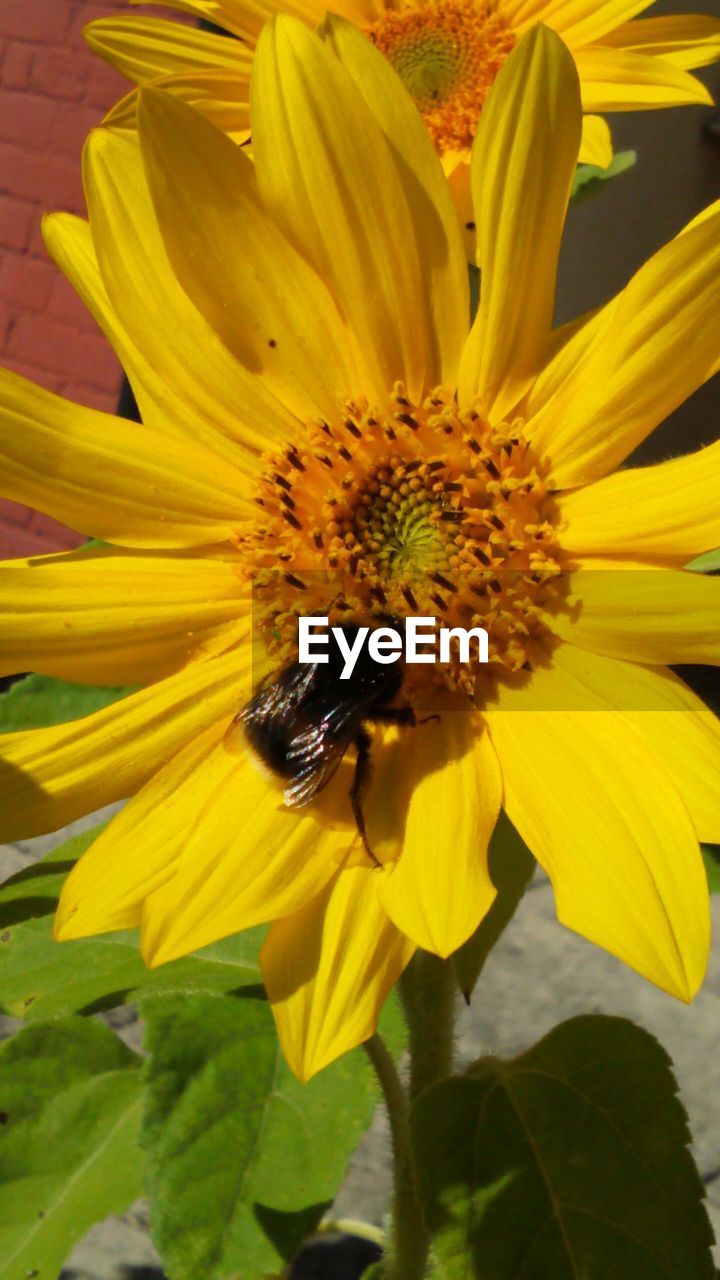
[261, 865, 415, 1080]
[42, 212, 254, 466]
[525, 201, 720, 486]
[319, 14, 468, 387]
[546, 567, 720, 665]
[137, 87, 362, 423]
[251, 17, 441, 403]
[84, 16, 251, 83]
[0, 367, 252, 548]
[0, 547, 248, 686]
[578, 113, 613, 167]
[56, 719, 228, 938]
[141, 748, 355, 966]
[377, 714, 500, 957]
[532, 644, 720, 843]
[0, 643, 251, 841]
[497, 0, 654, 47]
[574, 45, 713, 110]
[133, 0, 362, 43]
[125, 0, 261, 41]
[556, 439, 720, 562]
[80, 128, 301, 454]
[598, 14, 720, 71]
[485, 653, 710, 1001]
[103, 70, 251, 143]
[459, 25, 581, 418]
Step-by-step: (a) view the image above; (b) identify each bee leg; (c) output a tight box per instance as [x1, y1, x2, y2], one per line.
[368, 707, 417, 727]
[369, 707, 440, 729]
[351, 727, 381, 868]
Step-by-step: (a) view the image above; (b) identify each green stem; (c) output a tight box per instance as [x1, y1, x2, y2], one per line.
[364, 1033, 429, 1280]
[399, 951, 456, 1101]
[364, 953, 457, 1280]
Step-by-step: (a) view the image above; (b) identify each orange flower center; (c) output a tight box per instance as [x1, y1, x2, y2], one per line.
[240, 385, 562, 701]
[365, 0, 516, 154]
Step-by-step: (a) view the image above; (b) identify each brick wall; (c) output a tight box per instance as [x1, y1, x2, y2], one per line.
[0, 2, 184, 558]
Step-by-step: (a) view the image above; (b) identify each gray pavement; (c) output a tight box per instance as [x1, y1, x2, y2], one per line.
[1, 814, 718, 1276]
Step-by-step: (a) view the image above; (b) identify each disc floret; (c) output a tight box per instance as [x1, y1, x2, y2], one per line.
[240, 384, 562, 698]
[366, 0, 516, 154]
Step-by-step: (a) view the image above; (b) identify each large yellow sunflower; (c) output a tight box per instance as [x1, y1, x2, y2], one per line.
[1, 22, 719, 1081]
[85, 0, 720, 245]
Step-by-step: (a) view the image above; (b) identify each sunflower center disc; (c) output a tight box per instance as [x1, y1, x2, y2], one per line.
[365, 0, 516, 153]
[240, 385, 562, 700]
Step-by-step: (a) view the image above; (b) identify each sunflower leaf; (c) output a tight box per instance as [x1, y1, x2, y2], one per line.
[0, 673, 135, 732]
[0, 917, 264, 1019]
[686, 548, 720, 574]
[0, 824, 107, 927]
[452, 812, 535, 1000]
[140, 993, 393, 1280]
[0, 825, 264, 1015]
[0, 1017, 144, 1280]
[411, 1015, 714, 1279]
[702, 844, 720, 893]
[570, 150, 636, 203]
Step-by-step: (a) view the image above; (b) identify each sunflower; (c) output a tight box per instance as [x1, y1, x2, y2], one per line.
[85, 0, 720, 247]
[1, 22, 719, 1081]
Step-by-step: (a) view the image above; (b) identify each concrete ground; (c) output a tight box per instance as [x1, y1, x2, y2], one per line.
[1, 813, 718, 1278]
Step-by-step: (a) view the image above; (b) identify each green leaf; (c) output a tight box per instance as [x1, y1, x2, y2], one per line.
[141, 993, 395, 1280]
[702, 844, 720, 893]
[686, 548, 720, 574]
[571, 150, 636, 202]
[0, 1017, 144, 1280]
[0, 673, 134, 733]
[412, 1015, 714, 1279]
[452, 813, 535, 1000]
[0, 917, 264, 1019]
[0, 826, 106, 928]
[0, 825, 264, 1016]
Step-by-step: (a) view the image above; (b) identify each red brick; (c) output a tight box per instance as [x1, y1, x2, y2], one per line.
[0, 90, 58, 150]
[60, 379, 120, 412]
[0, 195, 35, 252]
[8, 313, 121, 388]
[0, 355, 67, 395]
[0, 253, 57, 312]
[0, 497, 34, 529]
[84, 58, 128, 110]
[47, 274, 101, 333]
[0, 0, 74, 44]
[47, 105, 102, 159]
[30, 48, 92, 102]
[0, 301, 11, 348]
[2, 43, 35, 90]
[28, 509, 86, 542]
[0, 521, 84, 559]
[0, 142, 82, 208]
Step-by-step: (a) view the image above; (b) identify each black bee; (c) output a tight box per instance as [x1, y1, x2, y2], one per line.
[235, 622, 427, 863]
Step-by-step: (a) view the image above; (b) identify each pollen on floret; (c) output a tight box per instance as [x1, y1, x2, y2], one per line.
[239, 384, 563, 702]
[365, 0, 516, 154]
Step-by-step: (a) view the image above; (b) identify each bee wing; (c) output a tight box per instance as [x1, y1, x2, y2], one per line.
[240, 663, 316, 724]
[226, 663, 317, 755]
[283, 700, 364, 807]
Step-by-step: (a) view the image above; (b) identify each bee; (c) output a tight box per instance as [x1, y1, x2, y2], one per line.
[233, 621, 431, 864]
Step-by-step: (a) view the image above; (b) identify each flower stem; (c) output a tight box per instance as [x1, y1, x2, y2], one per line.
[364, 952, 456, 1280]
[399, 950, 456, 1100]
[364, 1033, 429, 1280]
